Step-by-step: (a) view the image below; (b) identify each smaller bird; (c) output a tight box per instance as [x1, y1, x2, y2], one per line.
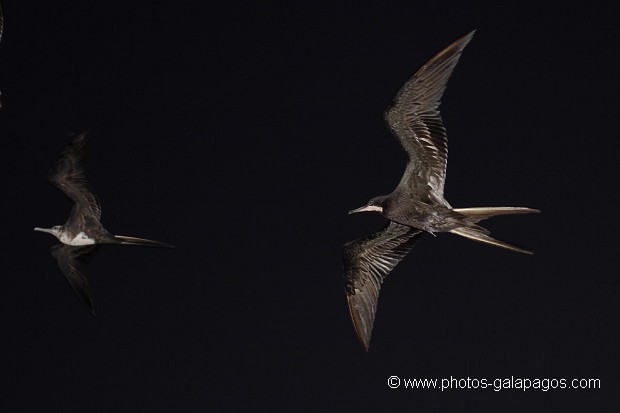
[35, 131, 173, 313]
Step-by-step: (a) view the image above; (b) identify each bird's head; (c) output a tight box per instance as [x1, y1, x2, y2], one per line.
[34, 225, 63, 240]
[348, 196, 389, 215]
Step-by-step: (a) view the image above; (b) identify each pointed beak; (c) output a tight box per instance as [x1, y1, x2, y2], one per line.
[34, 227, 53, 234]
[348, 205, 383, 214]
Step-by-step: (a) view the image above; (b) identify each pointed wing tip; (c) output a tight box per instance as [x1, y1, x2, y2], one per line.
[436, 30, 475, 59]
[346, 293, 373, 352]
[75, 293, 96, 315]
[75, 129, 90, 140]
[68, 130, 89, 146]
[453, 30, 476, 50]
[343, 224, 422, 352]
[78, 295, 96, 315]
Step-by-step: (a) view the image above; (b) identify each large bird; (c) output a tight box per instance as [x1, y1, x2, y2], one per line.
[344, 31, 539, 350]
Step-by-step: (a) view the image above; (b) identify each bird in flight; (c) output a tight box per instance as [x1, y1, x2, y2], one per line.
[35, 132, 173, 314]
[344, 31, 539, 351]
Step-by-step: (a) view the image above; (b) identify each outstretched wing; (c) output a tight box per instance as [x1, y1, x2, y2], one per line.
[384, 31, 475, 203]
[51, 244, 100, 315]
[48, 132, 102, 219]
[0, 2, 4, 43]
[343, 222, 424, 350]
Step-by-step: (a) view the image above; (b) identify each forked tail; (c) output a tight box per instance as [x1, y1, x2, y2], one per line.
[453, 207, 540, 223]
[450, 207, 540, 254]
[114, 235, 174, 248]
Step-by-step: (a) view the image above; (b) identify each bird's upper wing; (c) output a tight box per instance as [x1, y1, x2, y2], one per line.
[0, 2, 4, 43]
[343, 222, 424, 350]
[47, 132, 102, 219]
[383, 31, 475, 203]
[51, 244, 99, 315]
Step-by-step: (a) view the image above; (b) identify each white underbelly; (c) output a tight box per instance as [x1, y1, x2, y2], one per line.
[60, 231, 96, 246]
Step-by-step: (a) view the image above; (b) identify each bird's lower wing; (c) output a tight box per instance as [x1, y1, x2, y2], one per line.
[343, 222, 423, 350]
[51, 244, 99, 315]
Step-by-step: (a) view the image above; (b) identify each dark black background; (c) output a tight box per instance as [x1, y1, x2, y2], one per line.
[1, 0, 618, 411]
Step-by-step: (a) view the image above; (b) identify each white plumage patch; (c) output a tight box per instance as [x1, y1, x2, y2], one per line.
[61, 231, 96, 246]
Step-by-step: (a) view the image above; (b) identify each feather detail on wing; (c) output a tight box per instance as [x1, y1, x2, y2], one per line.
[384, 31, 475, 203]
[47, 132, 102, 219]
[343, 222, 423, 350]
[51, 244, 99, 315]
